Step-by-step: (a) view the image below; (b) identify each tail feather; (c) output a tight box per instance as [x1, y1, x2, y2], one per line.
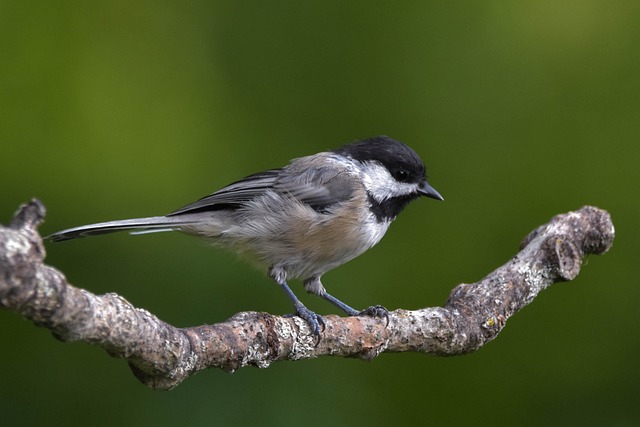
[46, 216, 199, 242]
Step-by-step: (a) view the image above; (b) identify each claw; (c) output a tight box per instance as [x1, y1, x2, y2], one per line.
[356, 305, 389, 326]
[296, 306, 325, 343]
[285, 306, 325, 344]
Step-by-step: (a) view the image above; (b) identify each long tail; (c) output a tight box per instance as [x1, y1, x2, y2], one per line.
[46, 215, 200, 242]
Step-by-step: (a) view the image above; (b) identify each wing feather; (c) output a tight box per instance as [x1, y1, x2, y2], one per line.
[168, 156, 359, 216]
[168, 170, 280, 215]
[273, 166, 357, 211]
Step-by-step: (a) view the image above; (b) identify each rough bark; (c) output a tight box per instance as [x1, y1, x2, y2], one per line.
[0, 200, 614, 389]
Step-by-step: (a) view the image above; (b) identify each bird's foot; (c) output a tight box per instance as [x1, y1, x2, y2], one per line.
[356, 305, 390, 326]
[285, 306, 326, 342]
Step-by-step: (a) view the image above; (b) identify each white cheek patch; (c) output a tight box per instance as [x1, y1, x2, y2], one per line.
[360, 162, 418, 202]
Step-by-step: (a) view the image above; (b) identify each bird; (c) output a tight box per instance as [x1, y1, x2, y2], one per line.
[47, 136, 443, 338]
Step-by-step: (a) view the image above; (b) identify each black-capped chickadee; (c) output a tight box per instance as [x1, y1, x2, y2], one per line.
[47, 136, 443, 337]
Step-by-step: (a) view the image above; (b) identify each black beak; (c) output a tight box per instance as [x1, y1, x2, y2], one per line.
[418, 181, 444, 201]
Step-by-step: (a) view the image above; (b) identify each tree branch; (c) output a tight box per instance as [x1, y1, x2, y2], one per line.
[0, 200, 614, 389]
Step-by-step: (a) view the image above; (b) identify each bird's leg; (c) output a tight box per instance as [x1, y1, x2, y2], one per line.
[304, 277, 389, 326]
[269, 267, 325, 338]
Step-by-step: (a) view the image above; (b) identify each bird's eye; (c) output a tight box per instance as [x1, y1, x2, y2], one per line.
[393, 169, 410, 182]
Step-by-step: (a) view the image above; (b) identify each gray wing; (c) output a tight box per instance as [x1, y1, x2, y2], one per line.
[273, 163, 358, 212]
[48, 157, 360, 241]
[169, 159, 358, 216]
[168, 170, 281, 215]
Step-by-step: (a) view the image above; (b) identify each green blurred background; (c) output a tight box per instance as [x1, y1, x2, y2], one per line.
[1, 1, 638, 426]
